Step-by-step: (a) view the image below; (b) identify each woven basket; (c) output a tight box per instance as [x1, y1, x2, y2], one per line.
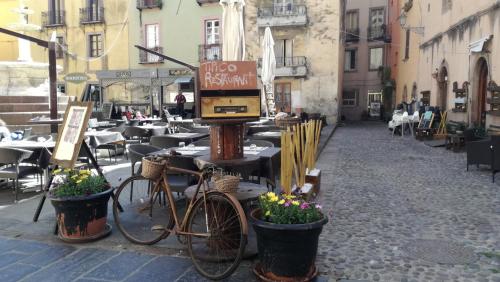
[214, 175, 240, 193]
[275, 117, 301, 129]
[141, 157, 165, 180]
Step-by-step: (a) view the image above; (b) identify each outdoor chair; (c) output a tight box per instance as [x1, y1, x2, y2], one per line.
[177, 126, 191, 133]
[123, 126, 150, 144]
[128, 120, 140, 126]
[165, 155, 199, 194]
[244, 139, 275, 148]
[150, 135, 180, 149]
[0, 148, 40, 202]
[466, 135, 500, 182]
[191, 139, 210, 146]
[223, 157, 261, 184]
[92, 126, 128, 163]
[128, 144, 161, 177]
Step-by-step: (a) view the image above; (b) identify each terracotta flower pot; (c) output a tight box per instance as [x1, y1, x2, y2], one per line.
[49, 187, 112, 242]
[249, 209, 328, 281]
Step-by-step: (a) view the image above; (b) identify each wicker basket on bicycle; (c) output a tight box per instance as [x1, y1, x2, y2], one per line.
[212, 173, 240, 193]
[141, 156, 165, 180]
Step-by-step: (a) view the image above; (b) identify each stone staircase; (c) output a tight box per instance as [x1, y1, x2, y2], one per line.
[0, 95, 75, 134]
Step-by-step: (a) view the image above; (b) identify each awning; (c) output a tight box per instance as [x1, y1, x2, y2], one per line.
[174, 76, 193, 84]
[469, 35, 493, 53]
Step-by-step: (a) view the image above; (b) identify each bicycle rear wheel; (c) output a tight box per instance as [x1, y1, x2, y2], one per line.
[113, 175, 174, 245]
[186, 192, 247, 280]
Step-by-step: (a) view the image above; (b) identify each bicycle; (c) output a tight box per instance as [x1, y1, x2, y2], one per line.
[112, 156, 248, 280]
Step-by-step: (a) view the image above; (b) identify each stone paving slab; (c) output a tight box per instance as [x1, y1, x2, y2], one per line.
[316, 122, 500, 282]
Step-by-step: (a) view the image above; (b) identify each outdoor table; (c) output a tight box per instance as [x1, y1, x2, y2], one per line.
[445, 133, 465, 152]
[84, 131, 125, 148]
[137, 124, 168, 136]
[129, 117, 162, 125]
[247, 118, 271, 126]
[0, 140, 56, 149]
[166, 132, 209, 144]
[248, 124, 280, 135]
[251, 131, 282, 147]
[28, 118, 63, 125]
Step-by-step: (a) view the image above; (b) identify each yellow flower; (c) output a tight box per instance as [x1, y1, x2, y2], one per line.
[76, 180, 82, 184]
[53, 169, 62, 174]
[270, 196, 279, 202]
[71, 175, 79, 180]
[265, 210, 271, 216]
[64, 168, 72, 173]
[266, 192, 276, 198]
[292, 200, 300, 206]
[278, 199, 285, 205]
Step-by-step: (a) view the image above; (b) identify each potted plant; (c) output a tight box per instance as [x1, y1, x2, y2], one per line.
[49, 168, 113, 242]
[250, 192, 328, 281]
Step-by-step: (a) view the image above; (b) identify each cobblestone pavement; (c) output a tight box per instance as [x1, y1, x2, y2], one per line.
[316, 122, 500, 282]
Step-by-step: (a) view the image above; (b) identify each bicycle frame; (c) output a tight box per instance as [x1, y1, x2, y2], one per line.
[149, 165, 214, 238]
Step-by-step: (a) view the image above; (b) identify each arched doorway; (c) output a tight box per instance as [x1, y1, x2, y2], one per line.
[474, 58, 489, 127]
[438, 67, 448, 111]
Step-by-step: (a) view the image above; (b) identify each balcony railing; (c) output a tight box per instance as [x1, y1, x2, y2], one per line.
[368, 25, 389, 42]
[80, 7, 105, 24]
[196, 0, 219, 5]
[139, 47, 164, 64]
[136, 0, 162, 9]
[199, 44, 222, 61]
[42, 10, 65, 27]
[257, 4, 308, 27]
[258, 56, 308, 77]
[345, 28, 360, 42]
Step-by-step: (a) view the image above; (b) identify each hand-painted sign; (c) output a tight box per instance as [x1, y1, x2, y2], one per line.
[200, 61, 257, 90]
[64, 73, 89, 84]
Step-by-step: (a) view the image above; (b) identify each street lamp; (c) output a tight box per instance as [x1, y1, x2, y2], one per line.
[399, 11, 424, 35]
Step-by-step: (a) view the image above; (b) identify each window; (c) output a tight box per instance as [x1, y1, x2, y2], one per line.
[274, 83, 291, 112]
[55, 36, 64, 59]
[274, 0, 293, 15]
[205, 20, 220, 44]
[369, 8, 385, 28]
[88, 34, 102, 58]
[369, 47, 383, 70]
[345, 10, 359, 31]
[404, 29, 410, 60]
[275, 39, 293, 67]
[144, 24, 160, 62]
[402, 85, 408, 102]
[411, 83, 417, 100]
[344, 49, 356, 71]
[48, 0, 63, 25]
[342, 90, 358, 106]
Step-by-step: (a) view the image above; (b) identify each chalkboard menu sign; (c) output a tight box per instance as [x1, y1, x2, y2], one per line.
[101, 102, 113, 119]
[199, 61, 260, 119]
[200, 61, 257, 90]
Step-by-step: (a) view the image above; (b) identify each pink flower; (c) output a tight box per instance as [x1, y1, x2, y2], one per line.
[315, 204, 322, 210]
[300, 202, 309, 210]
[284, 201, 291, 207]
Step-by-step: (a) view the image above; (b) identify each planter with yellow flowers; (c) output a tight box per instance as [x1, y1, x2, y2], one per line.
[250, 192, 328, 281]
[49, 168, 112, 242]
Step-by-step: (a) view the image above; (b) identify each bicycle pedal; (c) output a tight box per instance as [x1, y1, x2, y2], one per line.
[151, 225, 166, 232]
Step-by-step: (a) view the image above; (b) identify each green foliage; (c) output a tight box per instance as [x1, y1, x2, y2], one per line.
[52, 169, 107, 198]
[258, 192, 323, 224]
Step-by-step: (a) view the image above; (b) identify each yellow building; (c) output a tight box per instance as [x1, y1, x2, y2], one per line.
[0, 0, 130, 102]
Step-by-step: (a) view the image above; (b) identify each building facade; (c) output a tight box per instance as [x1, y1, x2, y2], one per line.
[108, 0, 221, 116]
[245, 0, 344, 124]
[0, 0, 130, 101]
[396, 0, 500, 128]
[341, 0, 391, 121]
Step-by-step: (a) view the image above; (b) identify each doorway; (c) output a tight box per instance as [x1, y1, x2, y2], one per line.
[475, 58, 488, 127]
[274, 82, 291, 113]
[438, 67, 448, 112]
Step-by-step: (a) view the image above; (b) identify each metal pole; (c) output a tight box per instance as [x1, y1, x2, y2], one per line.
[48, 42, 58, 133]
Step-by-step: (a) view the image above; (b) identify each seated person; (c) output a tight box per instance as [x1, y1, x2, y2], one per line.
[0, 119, 11, 141]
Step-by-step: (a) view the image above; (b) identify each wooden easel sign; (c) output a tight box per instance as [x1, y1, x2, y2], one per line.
[51, 101, 93, 169]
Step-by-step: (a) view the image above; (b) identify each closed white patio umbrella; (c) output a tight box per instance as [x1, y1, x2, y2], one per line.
[261, 27, 276, 116]
[220, 0, 246, 61]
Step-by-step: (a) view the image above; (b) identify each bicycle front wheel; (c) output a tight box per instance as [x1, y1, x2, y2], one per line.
[113, 175, 174, 245]
[186, 192, 248, 280]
